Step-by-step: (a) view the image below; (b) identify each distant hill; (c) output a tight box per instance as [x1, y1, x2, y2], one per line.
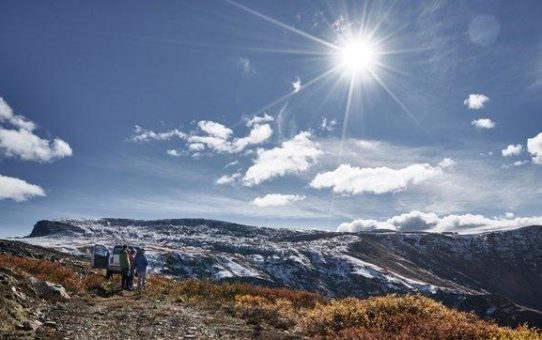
[21, 218, 542, 328]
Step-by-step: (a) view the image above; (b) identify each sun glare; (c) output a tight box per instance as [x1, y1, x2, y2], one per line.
[338, 39, 377, 76]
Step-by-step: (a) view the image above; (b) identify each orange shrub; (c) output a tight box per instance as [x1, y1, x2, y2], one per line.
[0, 253, 81, 291]
[301, 294, 542, 339]
[234, 294, 296, 329]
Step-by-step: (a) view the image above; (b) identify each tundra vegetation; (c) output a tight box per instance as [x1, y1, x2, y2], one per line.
[1, 251, 540, 339]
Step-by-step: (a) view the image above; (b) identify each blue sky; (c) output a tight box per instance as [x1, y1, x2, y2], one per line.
[1, 0, 542, 236]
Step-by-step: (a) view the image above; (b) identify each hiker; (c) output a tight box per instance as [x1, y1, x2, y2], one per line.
[119, 244, 131, 290]
[127, 249, 136, 289]
[134, 248, 149, 291]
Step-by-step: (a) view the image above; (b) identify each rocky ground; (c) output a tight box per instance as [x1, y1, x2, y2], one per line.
[0, 240, 295, 339]
[35, 293, 293, 339]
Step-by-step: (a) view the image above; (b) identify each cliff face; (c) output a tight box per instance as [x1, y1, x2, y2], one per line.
[22, 218, 542, 327]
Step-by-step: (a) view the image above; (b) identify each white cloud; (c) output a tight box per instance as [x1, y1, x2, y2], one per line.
[337, 219, 389, 232]
[197, 121, 232, 140]
[438, 158, 456, 169]
[338, 210, 542, 234]
[215, 173, 241, 185]
[463, 94, 489, 109]
[187, 120, 272, 154]
[0, 174, 45, 202]
[0, 98, 72, 162]
[471, 118, 495, 129]
[501, 144, 523, 157]
[0, 125, 72, 162]
[388, 211, 440, 231]
[166, 149, 183, 157]
[0, 98, 36, 131]
[246, 113, 274, 127]
[232, 124, 273, 153]
[502, 160, 529, 169]
[251, 193, 305, 207]
[310, 163, 443, 195]
[243, 131, 321, 186]
[527, 132, 542, 164]
[224, 160, 239, 169]
[320, 117, 338, 132]
[292, 77, 302, 93]
[129, 125, 186, 142]
[237, 57, 255, 77]
[132, 118, 273, 156]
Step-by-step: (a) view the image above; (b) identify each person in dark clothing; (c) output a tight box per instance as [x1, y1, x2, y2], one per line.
[134, 248, 149, 291]
[119, 245, 131, 290]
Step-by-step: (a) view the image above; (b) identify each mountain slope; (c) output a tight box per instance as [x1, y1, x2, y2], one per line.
[20, 218, 542, 327]
[1, 239, 540, 339]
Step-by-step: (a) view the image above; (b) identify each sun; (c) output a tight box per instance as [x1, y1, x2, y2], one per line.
[337, 39, 378, 76]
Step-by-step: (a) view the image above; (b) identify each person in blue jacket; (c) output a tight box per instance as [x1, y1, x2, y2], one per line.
[134, 248, 149, 291]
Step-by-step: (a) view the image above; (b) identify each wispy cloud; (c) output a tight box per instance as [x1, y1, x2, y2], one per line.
[237, 57, 255, 77]
[166, 149, 183, 157]
[245, 113, 274, 127]
[291, 77, 302, 93]
[320, 117, 337, 132]
[0, 98, 35, 130]
[187, 118, 272, 154]
[131, 115, 273, 156]
[215, 173, 241, 185]
[129, 125, 186, 142]
[502, 160, 528, 169]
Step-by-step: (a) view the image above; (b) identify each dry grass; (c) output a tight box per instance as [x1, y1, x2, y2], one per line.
[0, 253, 81, 291]
[1, 252, 541, 339]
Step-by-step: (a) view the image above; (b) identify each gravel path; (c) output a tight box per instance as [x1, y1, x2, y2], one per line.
[36, 292, 298, 339]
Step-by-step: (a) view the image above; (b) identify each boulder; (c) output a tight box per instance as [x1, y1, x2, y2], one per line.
[28, 277, 70, 302]
[16, 320, 42, 331]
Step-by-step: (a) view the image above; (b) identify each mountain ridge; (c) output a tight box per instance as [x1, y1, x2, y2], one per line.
[20, 218, 542, 327]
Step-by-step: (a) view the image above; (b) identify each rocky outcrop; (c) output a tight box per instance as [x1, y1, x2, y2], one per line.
[28, 277, 70, 302]
[27, 220, 87, 238]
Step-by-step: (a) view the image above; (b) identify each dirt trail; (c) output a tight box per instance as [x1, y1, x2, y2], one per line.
[36, 292, 295, 339]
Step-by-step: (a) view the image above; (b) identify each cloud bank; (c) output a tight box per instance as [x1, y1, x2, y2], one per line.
[310, 162, 444, 195]
[338, 210, 542, 234]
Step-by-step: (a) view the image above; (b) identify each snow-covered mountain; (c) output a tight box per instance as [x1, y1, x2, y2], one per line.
[21, 218, 542, 327]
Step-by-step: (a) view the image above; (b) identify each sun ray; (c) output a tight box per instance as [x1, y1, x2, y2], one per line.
[367, 69, 425, 130]
[250, 65, 341, 117]
[225, 0, 339, 51]
[107, 31, 334, 56]
[339, 76, 356, 160]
